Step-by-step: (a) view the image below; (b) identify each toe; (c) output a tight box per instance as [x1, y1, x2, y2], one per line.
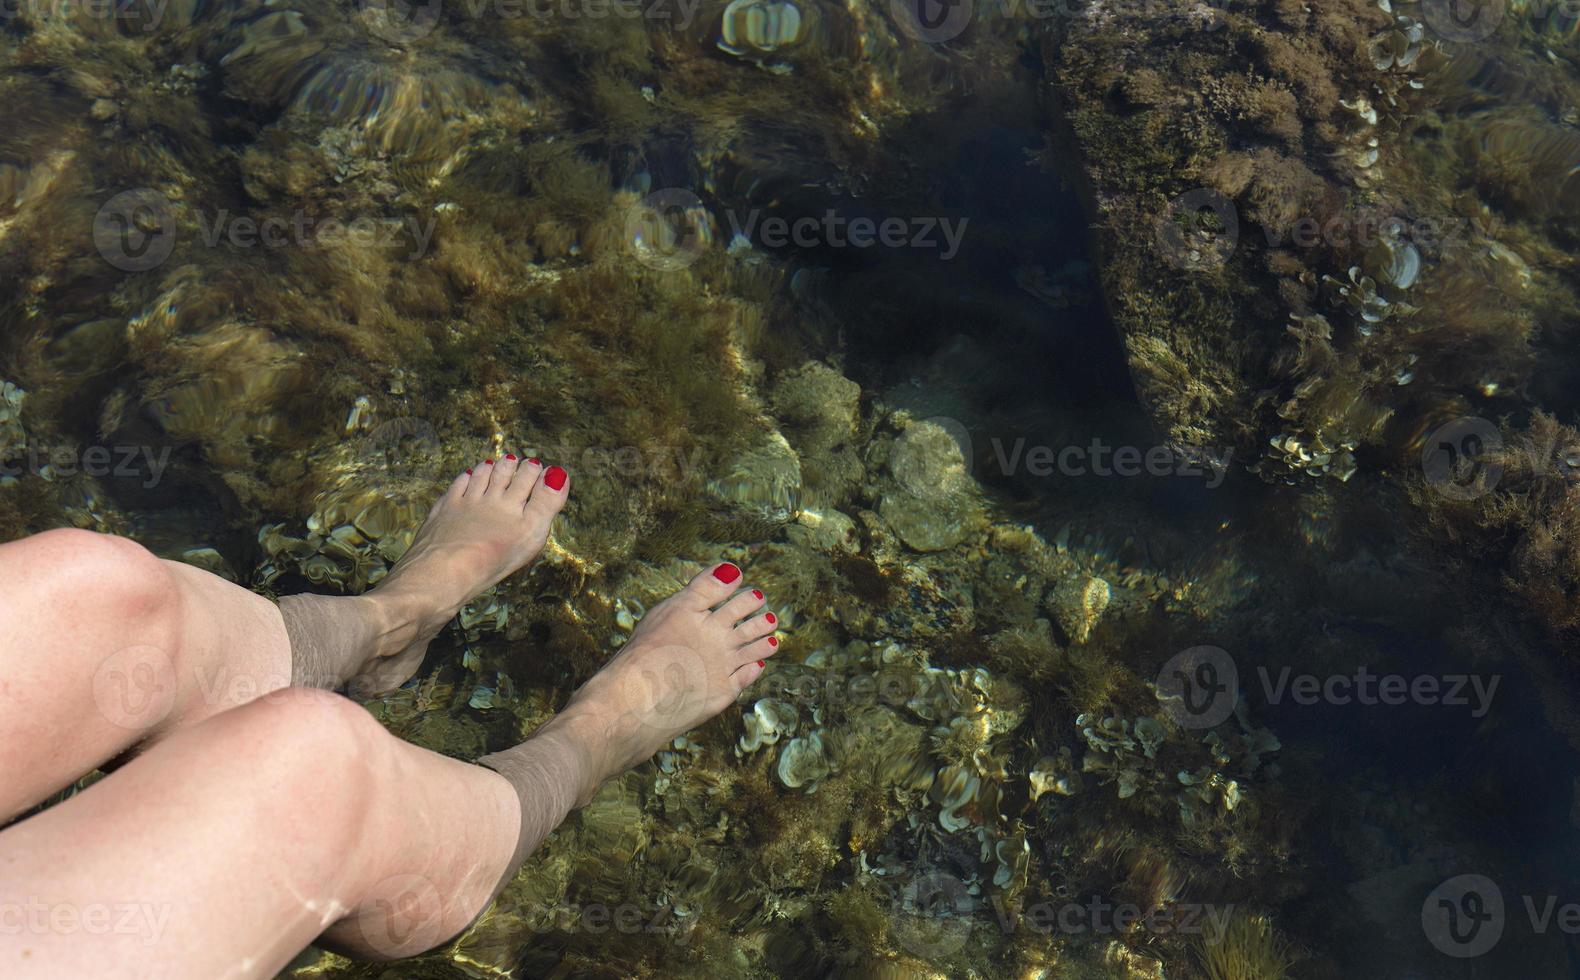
[441, 468, 472, 502]
[731, 659, 766, 691]
[522, 464, 570, 531]
[734, 611, 778, 642]
[489, 454, 522, 495]
[464, 457, 498, 496]
[734, 635, 779, 673]
[712, 588, 766, 626]
[682, 562, 744, 610]
[505, 457, 544, 506]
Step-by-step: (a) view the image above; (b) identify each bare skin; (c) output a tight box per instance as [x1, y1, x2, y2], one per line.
[0, 453, 564, 821]
[0, 454, 780, 978]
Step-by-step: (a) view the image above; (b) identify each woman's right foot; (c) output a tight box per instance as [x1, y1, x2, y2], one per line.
[349, 455, 570, 696]
[551, 563, 780, 792]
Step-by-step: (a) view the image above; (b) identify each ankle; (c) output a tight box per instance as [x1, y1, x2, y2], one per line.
[360, 587, 431, 658]
[527, 704, 621, 807]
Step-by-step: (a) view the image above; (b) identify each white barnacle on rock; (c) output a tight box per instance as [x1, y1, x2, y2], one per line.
[930, 763, 981, 832]
[739, 697, 799, 753]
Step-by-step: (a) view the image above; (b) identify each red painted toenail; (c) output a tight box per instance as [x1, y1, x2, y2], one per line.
[466, 468, 473, 475]
[506, 453, 517, 461]
[544, 465, 568, 491]
[712, 563, 741, 584]
[485, 459, 494, 465]
[528, 457, 541, 465]
[765, 612, 776, 625]
[757, 660, 765, 668]
[752, 589, 763, 600]
[768, 637, 778, 647]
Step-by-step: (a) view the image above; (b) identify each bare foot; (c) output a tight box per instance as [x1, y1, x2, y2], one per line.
[555, 562, 781, 792]
[349, 455, 570, 695]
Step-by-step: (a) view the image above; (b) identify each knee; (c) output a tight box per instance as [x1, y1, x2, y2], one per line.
[28, 528, 181, 629]
[228, 688, 391, 827]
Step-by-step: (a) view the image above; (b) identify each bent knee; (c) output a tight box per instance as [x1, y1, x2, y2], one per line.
[222, 689, 391, 810]
[14, 528, 181, 629]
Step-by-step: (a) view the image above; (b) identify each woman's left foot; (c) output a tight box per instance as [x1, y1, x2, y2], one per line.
[348, 455, 570, 696]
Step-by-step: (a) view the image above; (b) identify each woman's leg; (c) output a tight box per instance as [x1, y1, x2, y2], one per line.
[0, 564, 782, 979]
[0, 455, 569, 822]
[0, 688, 522, 979]
[0, 527, 291, 822]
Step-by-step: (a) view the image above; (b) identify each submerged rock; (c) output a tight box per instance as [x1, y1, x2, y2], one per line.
[878, 418, 983, 552]
[707, 431, 802, 524]
[0, 382, 24, 464]
[770, 361, 861, 455]
[1047, 574, 1111, 645]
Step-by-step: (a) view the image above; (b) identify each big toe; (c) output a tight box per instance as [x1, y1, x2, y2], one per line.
[680, 562, 744, 610]
[523, 464, 570, 525]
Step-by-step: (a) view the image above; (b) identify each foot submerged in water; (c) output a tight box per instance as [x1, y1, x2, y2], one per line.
[350, 455, 570, 696]
[554, 561, 781, 789]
